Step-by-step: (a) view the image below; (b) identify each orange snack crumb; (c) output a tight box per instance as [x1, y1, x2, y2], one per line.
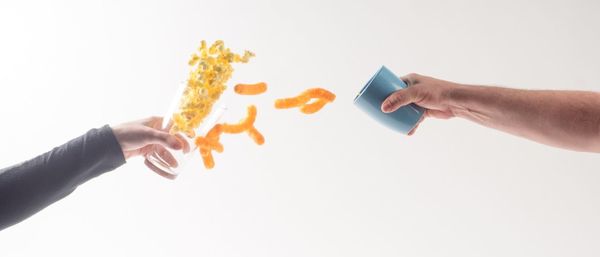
[197, 124, 224, 170]
[274, 94, 310, 109]
[197, 105, 266, 169]
[206, 124, 223, 140]
[200, 148, 215, 169]
[247, 127, 265, 145]
[222, 105, 257, 134]
[221, 105, 264, 145]
[275, 87, 336, 114]
[194, 136, 224, 153]
[300, 98, 329, 114]
[234, 82, 267, 95]
[303, 88, 336, 102]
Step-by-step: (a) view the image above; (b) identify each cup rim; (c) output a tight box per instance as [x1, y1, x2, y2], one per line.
[353, 65, 387, 103]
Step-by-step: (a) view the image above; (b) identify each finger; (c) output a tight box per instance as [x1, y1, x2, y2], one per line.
[154, 145, 179, 168]
[381, 88, 416, 113]
[408, 124, 419, 136]
[143, 116, 164, 129]
[174, 133, 191, 154]
[408, 114, 425, 136]
[144, 158, 177, 180]
[145, 129, 183, 151]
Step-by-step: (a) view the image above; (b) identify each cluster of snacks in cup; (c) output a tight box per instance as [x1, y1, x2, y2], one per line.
[170, 40, 254, 138]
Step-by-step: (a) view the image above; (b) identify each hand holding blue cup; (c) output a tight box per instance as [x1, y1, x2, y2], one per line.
[354, 66, 425, 134]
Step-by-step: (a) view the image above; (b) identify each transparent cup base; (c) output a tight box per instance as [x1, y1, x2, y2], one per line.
[147, 151, 178, 176]
[147, 102, 227, 178]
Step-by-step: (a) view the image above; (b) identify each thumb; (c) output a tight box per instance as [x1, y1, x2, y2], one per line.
[381, 88, 416, 113]
[146, 129, 183, 150]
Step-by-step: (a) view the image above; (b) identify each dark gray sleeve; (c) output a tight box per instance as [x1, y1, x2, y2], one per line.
[0, 125, 126, 231]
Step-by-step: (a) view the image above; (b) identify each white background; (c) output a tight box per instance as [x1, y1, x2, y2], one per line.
[1, 0, 600, 256]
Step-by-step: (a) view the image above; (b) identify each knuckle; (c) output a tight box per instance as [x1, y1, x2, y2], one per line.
[404, 73, 421, 85]
[147, 116, 163, 124]
[407, 87, 423, 101]
[387, 94, 399, 105]
[152, 130, 168, 140]
[392, 91, 404, 101]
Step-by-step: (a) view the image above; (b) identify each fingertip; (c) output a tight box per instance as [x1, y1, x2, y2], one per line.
[380, 99, 391, 113]
[381, 99, 397, 113]
[408, 123, 421, 136]
[380, 101, 389, 113]
[169, 137, 183, 150]
[173, 134, 191, 153]
[155, 130, 182, 150]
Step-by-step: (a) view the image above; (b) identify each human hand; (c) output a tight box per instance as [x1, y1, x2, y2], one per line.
[380, 73, 462, 135]
[111, 116, 190, 179]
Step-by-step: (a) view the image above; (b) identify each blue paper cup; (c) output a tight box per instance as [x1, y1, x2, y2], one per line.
[354, 66, 425, 134]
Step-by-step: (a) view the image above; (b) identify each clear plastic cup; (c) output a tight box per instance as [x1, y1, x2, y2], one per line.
[146, 83, 227, 178]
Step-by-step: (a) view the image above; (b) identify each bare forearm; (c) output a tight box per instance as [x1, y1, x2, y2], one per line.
[448, 85, 600, 152]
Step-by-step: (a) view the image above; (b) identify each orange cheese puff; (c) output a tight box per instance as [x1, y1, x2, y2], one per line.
[200, 148, 211, 157]
[274, 94, 311, 109]
[200, 148, 215, 169]
[222, 105, 257, 134]
[300, 98, 330, 114]
[234, 82, 267, 95]
[247, 127, 265, 145]
[303, 88, 336, 102]
[206, 124, 223, 140]
[194, 136, 224, 153]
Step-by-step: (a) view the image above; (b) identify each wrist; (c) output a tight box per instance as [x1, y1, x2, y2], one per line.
[444, 83, 473, 118]
[109, 125, 130, 159]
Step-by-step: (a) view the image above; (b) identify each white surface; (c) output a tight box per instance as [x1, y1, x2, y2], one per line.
[1, 0, 600, 256]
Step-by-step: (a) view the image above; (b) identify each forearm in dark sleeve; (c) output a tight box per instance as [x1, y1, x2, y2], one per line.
[0, 125, 126, 231]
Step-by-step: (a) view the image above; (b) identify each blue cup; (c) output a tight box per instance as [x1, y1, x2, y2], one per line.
[354, 66, 425, 134]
